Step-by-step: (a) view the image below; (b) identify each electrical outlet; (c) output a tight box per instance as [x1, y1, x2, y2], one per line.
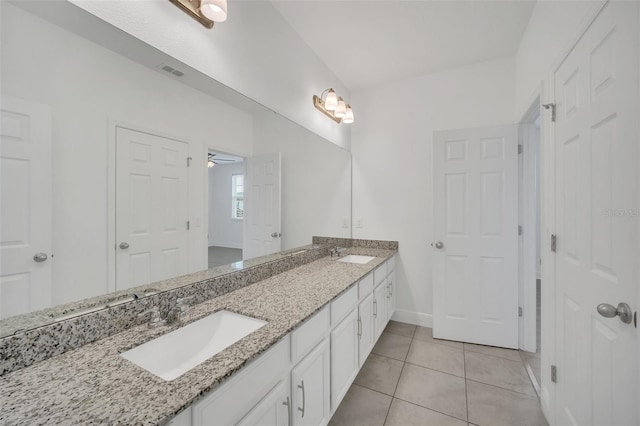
[355, 217, 363, 228]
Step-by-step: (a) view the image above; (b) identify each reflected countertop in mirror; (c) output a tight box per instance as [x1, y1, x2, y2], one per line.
[0, 245, 318, 338]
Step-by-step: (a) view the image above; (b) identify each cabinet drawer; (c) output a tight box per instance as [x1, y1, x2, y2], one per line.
[387, 255, 396, 274]
[373, 263, 387, 287]
[358, 273, 374, 299]
[291, 306, 330, 363]
[331, 285, 358, 326]
[191, 336, 290, 426]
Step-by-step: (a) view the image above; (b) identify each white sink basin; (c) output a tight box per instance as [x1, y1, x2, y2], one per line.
[121, 310, 266, 381]
[336, 255, 376, 264]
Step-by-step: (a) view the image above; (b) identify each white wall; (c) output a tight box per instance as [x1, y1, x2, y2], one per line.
[1, 3, 253, 305]
[515, 0, 603, 115]
[351, 57, 516, 326]
[252, 112, 351, 250]
[67, 0, 351, 150]
[208, 162, 244, 249]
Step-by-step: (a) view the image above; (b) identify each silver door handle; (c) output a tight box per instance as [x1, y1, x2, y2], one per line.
[357, 316, 362, 338]
[597, 302, 633, 324]
[119, 242, 130, 250]
[297, 380, 305, 418]
[283, 396, 291, 426]
[389, 282, 393, 296]
[373, 299, 377, 317]
[33, 253, 48, 262]
[431, 241, 444, 249]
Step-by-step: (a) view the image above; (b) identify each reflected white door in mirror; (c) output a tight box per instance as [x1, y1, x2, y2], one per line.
[0, 94, 52, 319]
[244, 152, 282, 259]
[115, 127, 189, 290]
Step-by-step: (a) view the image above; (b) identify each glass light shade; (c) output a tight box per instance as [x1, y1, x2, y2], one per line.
[325, 90, 338, 111]
[335, 99, 347, 118]
[200, 0, 227, 22]
[343, 106, 354, 124]
[208, 160, 215, 168]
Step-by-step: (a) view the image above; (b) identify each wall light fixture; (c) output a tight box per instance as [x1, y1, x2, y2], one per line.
[313, 88, 354, 124]
[169, 0, 227, 29]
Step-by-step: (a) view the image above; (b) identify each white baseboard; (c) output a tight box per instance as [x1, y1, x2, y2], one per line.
[391, 309, 433, 328]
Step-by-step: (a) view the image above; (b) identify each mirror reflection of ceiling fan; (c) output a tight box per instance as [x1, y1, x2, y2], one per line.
[207, 153, 235, 168]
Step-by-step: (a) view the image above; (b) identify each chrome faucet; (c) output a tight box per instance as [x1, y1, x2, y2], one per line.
[167, 296, 195, 324]
[331, 247, 347, 257]
[138, 296, 195, 328]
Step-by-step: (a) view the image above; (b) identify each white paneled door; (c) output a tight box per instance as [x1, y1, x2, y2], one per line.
[0, 95, 52, 319]
[115, 127, 189, 290]
[554, 2, 639, 425]
[244, 153, 281, 259]
[433, 125, 519, 348]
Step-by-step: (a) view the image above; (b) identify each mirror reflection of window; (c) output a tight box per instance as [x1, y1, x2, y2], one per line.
[232, 174, 244, 220]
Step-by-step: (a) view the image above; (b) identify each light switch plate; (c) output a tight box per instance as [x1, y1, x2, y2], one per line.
[355, 217, 363, 228]
[342, 217, 349, 228]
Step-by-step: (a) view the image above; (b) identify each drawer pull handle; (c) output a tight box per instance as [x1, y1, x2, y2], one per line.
[298, 380, 305, 418]
[373, 299, 377, 317]
[357, 316, 362, 338]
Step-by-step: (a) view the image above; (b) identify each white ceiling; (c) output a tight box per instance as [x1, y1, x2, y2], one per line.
[270, 1, 536, 91]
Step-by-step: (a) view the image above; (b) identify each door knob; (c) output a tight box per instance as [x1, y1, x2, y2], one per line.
[432, 241, 444, 249]
[597, 302, 633, 324]
[119, 242, 130, 250]
[270, 232, 282, 238]
[33, 253, 48, 262]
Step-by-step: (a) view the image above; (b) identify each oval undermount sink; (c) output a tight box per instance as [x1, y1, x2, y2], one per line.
[121, 310, 266, 381]
[336, 254, 376, 264]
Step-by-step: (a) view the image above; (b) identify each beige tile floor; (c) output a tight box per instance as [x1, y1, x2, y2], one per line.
[330, 321, 548, 426]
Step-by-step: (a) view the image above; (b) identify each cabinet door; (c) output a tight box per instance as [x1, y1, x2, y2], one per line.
[386, 270, 396, 321]
[358, 293, 374, 367]
[292, 339, 330, 426]
[373, 281, 388, 341]
[238, 380, 291, 426]
[330, 310, 358, 411]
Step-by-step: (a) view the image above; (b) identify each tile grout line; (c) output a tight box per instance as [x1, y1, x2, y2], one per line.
[382, 326, 414, 426]
[391, 395, 470, 424]
[464, 345, 470, 424]
[465, 378, 540, 399]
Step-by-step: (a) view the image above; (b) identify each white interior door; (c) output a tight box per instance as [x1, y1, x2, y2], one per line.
[244, 153, 281, 259]
[554, 2, 639, 425]
[115, 127, 189, 290]
[433, 124, 519, 348]
[0, 94, 52, 319]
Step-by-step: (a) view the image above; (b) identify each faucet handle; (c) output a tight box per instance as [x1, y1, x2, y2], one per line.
[138, 306, 165, 327]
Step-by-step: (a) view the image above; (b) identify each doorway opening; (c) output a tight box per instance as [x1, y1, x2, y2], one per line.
[207, 150, 245, 268]
[518, 99, 542, 394]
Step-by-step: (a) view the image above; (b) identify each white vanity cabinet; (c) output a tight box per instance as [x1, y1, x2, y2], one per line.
[373, 281, 388, 341]
[292, 338, 331, 426]
[237, 380, 291, 426]
[386, 269, 396, 322]
[357, 293, 374, 367]
[330, 310, 359, 411]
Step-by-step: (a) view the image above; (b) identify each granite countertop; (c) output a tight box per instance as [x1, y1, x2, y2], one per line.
[0, 247, 396, 425]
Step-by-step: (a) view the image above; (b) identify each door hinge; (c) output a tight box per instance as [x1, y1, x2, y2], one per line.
[543, 103, 556, 122]
[186, 220, 190, 230]
[187, 156, 192, 167]
[551, 365, 557, 383]
[518, 144, 523, 154]
[551, 234, 557, 252]
[518, 225, 523, 236]
[518, 307, 523, 317]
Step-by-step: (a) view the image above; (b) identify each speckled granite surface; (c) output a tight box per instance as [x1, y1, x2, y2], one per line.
[0, 246, 396, 425]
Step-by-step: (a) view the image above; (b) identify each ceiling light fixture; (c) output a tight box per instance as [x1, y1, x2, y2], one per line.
[313, 88, 354, 124]
[169, 0, 228, 29]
